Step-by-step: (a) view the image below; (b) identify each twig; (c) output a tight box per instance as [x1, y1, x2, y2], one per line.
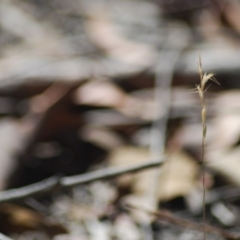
[62, 157, 165, 187]
[0, 157, 166, 203]
[145, 23, 189, 240]
[150, 23, 190, 158]
[126, 204, 240, 240]
[147, 23, 190, 225]
[0, 176, 60, 203]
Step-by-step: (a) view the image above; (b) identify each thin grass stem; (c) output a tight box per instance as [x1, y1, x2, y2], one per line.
[196, 56, 219, 240]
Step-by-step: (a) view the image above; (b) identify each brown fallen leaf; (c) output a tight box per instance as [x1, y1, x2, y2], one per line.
[0, 203, 67, 237]
[223, 0, 240, 34]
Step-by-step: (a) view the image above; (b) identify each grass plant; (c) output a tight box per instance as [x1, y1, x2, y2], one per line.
[196, 56, 219, 240]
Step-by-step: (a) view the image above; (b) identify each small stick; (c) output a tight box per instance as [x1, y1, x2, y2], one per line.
[0, 157, 166, 203]
[126, 204, 240, 240]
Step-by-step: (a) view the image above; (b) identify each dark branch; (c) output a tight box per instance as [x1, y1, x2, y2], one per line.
[0, 157, 166, 203]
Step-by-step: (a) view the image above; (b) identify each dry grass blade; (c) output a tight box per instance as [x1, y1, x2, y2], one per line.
[202, 73, 219, 89]
[197, 55, 219, 240]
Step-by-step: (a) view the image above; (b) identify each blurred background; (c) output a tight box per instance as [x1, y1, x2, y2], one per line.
[0, 0, 240, 239]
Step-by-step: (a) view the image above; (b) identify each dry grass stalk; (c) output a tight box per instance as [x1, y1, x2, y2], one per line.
[196, 56, 219, 240]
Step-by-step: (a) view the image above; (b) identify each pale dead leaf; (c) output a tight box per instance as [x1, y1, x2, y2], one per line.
[157, 151, 199, 201]
[108, 147, 199, 201]
[107, 146, 154, 223]
[211, 114, 240, 149]
[210, 90, 240, 149]
[80, 126, 123, 150]
[74, 79, 128, 108]
[75, 79, 156, 120]
[207, 147, 240, 186]
[206, 90, 240, 185]
[107, 146, 151, 187]
[109, 147, 199, 222]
